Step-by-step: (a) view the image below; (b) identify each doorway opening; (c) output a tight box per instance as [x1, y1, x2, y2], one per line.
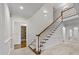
[21, 26, 27, 48]
[14, 25, 27, 49]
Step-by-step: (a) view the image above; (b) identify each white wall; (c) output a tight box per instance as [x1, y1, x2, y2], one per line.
[11, 16, 29, 49]
[0, 4, 11, 54]
[11, 3, 64, 51]
[64, 16, 79, 41]
[65, 25, 79, 41]
[53, 7, 62, 20]
[11, 4, 53, 50]
[27, 4, 53, 45]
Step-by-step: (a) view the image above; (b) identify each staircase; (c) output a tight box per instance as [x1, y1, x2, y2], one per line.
[28, 7, 73, 55]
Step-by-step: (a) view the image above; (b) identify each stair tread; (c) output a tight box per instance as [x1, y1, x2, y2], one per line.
[40, 45, 43, 47]
[46, 36, 51, 38]
[52, 32, 54, 33]
[43, 39, 48, 40]
[40, 41, 46, 43]
[47, 35, 51, 36]
[49, 34, 52, 35]
[53, 29, 56, 31]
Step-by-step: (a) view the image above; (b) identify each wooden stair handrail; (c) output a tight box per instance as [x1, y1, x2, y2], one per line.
[36, 15, 62, 36]
[29, 7, 74, 54]
[36, 7, 73, 37]
[62, 7, 73, 13]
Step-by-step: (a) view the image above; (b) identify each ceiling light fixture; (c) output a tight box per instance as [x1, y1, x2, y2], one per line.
[20, 6, 24, 10]
[43, 10, 48, 17]
[74, 27, 78, 30]
[43, 10, 48, 13]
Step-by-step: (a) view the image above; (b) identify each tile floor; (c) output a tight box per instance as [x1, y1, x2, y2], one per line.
[41, 40, 79, 55]
[10, 47, 35, 55]
[10, 40, 79, 55]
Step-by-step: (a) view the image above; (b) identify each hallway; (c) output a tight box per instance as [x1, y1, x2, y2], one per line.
[0, 3, 79, 55]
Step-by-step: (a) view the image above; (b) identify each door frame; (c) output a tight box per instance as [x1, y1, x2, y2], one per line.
[12, 20, 28, 50]
[21, 25, 27, 48]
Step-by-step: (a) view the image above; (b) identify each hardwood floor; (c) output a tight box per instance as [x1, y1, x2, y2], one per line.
[21, 40, 26, 48]
[14, 40, 26, 49]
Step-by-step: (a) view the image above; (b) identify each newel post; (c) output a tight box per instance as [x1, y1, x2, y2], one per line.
[61, 11, 63, 21]
[36, 34, 40, 54]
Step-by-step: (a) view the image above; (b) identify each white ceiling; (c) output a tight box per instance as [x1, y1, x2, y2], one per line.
[51, 3, 79, 27]
[7, 3, 78, 20]
[74, 3, 79, 15]
[63, 3, 79, 27]
[53, 3, 73, 9]
[7, 3, 44, 19]
[64, 17, 79, 27]
[53, 3, 77, 18]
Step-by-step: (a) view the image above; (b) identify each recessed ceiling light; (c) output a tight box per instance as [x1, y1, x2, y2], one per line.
[43, 10, 48, 13]
[74, 27, 78, 30]
[20, 6, 24, 10]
